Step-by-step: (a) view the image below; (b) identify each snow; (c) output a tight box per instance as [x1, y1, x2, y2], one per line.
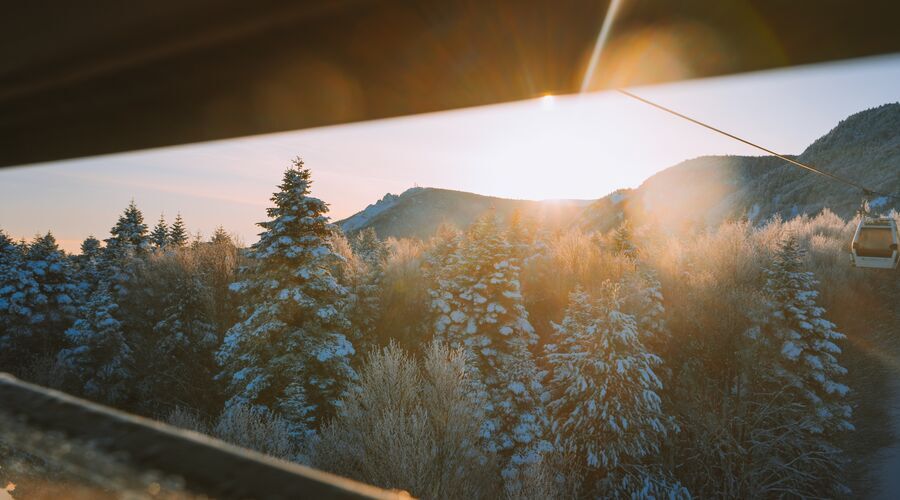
[338, 191, 402, 232]
[315, 335, 355, 362]
[781, 341, 802, 360]
[508, 382, 525, 394]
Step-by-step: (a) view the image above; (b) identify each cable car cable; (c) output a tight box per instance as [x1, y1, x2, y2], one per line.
[615, 88, 900, 201]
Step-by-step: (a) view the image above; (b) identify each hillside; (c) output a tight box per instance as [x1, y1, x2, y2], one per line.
[337, 187, 592, 239]
[578, 103, 900, 232]
[339, 103, 899, 239]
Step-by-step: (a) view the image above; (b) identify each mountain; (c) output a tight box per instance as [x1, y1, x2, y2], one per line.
[577, 103, 900, 232]
[337, 187, 592, 239]
[338, 103, 900, 239]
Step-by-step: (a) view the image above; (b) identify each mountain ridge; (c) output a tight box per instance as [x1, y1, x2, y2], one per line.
[338, 103, 900, 239]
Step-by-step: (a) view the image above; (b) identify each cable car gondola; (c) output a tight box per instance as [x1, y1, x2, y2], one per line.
[851, 216, 899, 269]
[616, 90, 900, 271]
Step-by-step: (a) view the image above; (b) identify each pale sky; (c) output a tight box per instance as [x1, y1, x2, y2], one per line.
[1, 54, 899, 253]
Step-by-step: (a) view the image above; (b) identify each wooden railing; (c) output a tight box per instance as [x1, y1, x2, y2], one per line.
[0, 373, 404, 500]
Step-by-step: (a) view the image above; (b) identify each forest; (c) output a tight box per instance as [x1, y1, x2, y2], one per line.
[1, 157, 898, 499]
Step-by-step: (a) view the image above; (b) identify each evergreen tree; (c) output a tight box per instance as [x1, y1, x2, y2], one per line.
[612, 220, 639, 260]
[434, 213, 549, 484]
[547, 283, 679, 497]
[622, 267, 669, 357]
[150, 214, 169, 249]
[74, 236, 105, 297]
[349, 228, 386, 350]
[190, 230, 203, 249]
[217, 158, 355, 435]
[747, 234, 853, 497]
[23, 232, 79, 357]
[81, 235, 102, 257]
[144, 268, 221, 415]
[168, 213, 188, 248]
[211, 225, 232, 245]
[0, 231, 39, 370]
[506, 209, 541, 263]
[58, 283, 133, 404]
[352, 227, 386, 268]
[106, 200, 150, 255]
[426, 224, 463, 338]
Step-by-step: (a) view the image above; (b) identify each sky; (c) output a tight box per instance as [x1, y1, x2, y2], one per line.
[1, 54, 899, 253]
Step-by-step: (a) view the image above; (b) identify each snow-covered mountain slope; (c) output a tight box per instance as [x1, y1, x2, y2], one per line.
[577, 103, 900, 233]
[339, 191, 407, 233]
[337, 187, 592, 239]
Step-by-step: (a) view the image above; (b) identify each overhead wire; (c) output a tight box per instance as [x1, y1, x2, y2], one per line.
[615, 88, 900, 201]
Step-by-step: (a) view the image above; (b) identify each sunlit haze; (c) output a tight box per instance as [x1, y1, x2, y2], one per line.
[1, 54, 898, 252]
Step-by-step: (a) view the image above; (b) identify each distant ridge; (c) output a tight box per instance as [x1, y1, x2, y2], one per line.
[577, 103, 900, 232]
[338, 104, 900, 239]
[337, 187, 592, 239]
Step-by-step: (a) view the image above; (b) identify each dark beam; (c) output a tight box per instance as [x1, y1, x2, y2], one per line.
[1, 0, 899, 168]
[0, 373, 399, 500]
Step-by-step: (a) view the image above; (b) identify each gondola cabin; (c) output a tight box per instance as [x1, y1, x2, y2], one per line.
[851, 217, 899, 269]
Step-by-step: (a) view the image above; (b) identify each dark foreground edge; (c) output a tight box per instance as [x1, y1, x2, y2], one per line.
[0, 373, 403, 500]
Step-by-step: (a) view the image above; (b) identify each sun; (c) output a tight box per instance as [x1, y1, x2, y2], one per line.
[539, 93, 556, 109]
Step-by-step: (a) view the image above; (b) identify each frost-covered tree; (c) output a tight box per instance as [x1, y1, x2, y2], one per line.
[106, 200, 150, 256]
[217, 158, 355, 436]
[315, 341, 499, 499]
[168, 213, 188, 248]
[432, 213, 549, 484]
[150, 214, 169, 249]
[58, 283, 133, 404]
[746, 234, 853, 497]
[547, 283, 680, 498]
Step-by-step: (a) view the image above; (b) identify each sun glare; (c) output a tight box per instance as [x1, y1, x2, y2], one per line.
[539, 94, 556, 109]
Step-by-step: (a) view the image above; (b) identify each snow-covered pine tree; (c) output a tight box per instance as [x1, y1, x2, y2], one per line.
[81, 235, 102, 257]
[547, 282, 679, 498]
[58, 283, 134, 404]
[106, 200, 150, 256]
[349, 227, 386, 350]
[22, 232, 79, 357]
[145, 268, 220, 415]
[0, 231, 81, 373]
[427, 223, 464, 341]
[439, 213, 549, 485]
[150, 214, 169, 249]
[622, 267, 669, 358]
[612, 220, 639, 260]
[217, 158, 355, 436]
[0, 230, 40, 371]
[168, 213, 188, 248]
[352, 228, 386, 269]
[73, 236, 105, 297]
[747, 234, 853, 497]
